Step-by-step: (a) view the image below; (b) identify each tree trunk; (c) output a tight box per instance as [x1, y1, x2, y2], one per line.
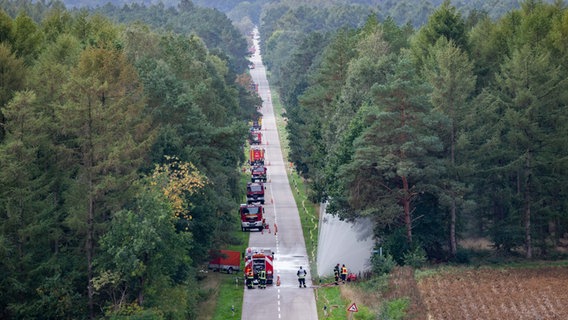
[449, 122, 457, 257]
[87, 97, 95, 320]
[138, 276, 145, 306]
[450, 198, 457, 256]
[87, 193, 94, 320]
[524, 150, 532, 259]
[401, 176, 412, 243]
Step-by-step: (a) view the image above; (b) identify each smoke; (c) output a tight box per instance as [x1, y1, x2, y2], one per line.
[316, 202, 375, 277]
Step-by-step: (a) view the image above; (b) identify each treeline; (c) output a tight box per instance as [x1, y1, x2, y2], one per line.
[256, 0, 556, 94]
[279, 0, 568, 263]
[92, 0, 251, 73]
[0, 1, 259, 319]
[50, 0, 558, 36]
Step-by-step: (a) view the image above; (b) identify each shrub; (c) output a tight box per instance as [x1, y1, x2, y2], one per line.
[380, 298, 409, 320]
[371, 253, 397, 275]
[402, 247, 427, 268]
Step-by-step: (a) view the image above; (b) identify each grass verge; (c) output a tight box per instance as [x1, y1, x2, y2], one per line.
[211, 273, 245, 320]
[200, 172, 250, 319]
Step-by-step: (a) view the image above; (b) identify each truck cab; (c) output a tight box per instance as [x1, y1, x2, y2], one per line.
[249, 147, 265, 166]
[239, 204, 264, 232]
[251, 165, 267, 182]
[247, 182, 265, 204]
[249, 130, 262, 145]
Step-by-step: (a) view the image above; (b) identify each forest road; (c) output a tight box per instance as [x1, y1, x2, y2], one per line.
[241, 30, 319, 320]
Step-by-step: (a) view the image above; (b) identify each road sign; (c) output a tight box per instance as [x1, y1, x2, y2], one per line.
[347, 303, 358, 312]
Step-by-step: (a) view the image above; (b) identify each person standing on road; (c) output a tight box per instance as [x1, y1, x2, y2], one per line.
[341, 264, 348, 284]
[258, 269, 267, 289]
[246, 269, 255, 289]
[297, 266, 307, 288]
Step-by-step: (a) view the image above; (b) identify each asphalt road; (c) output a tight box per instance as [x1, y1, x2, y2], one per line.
[241, 30, 319, 320]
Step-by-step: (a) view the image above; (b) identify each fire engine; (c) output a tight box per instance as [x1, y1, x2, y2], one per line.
[247, 182, 265, 204]
[239, 204, 264, 232]
[249, 116, 262, 130]
[251, 165, 267, 182]
[249, 147, 265, 166]
[249, 130, 262, 145]
[244, 247, 274, 285]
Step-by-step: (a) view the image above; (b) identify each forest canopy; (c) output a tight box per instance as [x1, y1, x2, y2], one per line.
[279, 0, 568, 263]
[1, 0, 568, 318]
[0, 0, 259, 318]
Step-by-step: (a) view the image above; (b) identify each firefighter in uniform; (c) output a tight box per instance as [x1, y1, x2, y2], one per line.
[341, 264, 348, 283]
[333, 264, 340, 285]
[246, 268, 255, 289]
[258, 269, 267, 289]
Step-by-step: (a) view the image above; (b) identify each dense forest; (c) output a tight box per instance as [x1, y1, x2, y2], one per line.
[275, 0, 568, 264]
[55, 0, 558, 31]
[2, 0, 568, 318]
[0, 0, 260, 319]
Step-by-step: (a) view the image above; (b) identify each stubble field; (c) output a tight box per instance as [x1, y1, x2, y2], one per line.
[417, 266, 568, 320]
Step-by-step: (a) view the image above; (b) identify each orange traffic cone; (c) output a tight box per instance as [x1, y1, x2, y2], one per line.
[276, 275, 281, 286]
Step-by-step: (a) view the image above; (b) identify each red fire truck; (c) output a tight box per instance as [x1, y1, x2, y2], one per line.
[250, 130, 262, 145]
[247, 182, 265, 204]
[249, 147, 265, 166]
[244, 247, 274, 285]
[239, 204, 264, 232]
[251, 165, 267, 182]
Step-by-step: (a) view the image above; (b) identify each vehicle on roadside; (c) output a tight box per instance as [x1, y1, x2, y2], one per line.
[249, 146, 265, 166]
[247, 182, 265, 204]
[240, 204, 264, 232]
[208, 250, 241, 274]
[251, 165, 267, 182]
[249, 130, 262, 145]
[244, 247, 274, 285]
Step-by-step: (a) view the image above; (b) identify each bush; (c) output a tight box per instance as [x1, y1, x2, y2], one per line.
[107, 304, 165, 320]
[371, 253, 397, 275]
[380, 298, 409, 320]
[402, 246, 427, 268]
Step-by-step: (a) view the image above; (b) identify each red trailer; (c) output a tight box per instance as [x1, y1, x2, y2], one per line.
[208, 250, 241, 274]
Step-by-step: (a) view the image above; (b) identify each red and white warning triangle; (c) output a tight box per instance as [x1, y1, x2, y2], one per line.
[347, 303, 358, 312]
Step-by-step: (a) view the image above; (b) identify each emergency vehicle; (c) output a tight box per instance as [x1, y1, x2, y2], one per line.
[239, 204, 264, 232]
[251, 165, 267, 182]
[246, 182, 265, 204]
[249, 147, 265, 166]
[244, 247, 274, 284]
[249, 130, 262, 145]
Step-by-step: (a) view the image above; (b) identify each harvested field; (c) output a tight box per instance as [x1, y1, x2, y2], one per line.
[417, 266, 568, 320]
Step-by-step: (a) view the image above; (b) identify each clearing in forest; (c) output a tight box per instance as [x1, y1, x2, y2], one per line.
[417, 266, 568, 320]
